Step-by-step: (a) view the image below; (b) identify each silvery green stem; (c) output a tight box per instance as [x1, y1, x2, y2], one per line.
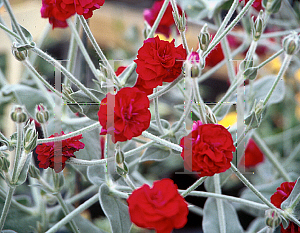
[153, 88, 165, 134]
[148, 74, 184, 100]
[66, 157, 114, 166]
[181, 176, 207, 198]
[45, 194, 99, 233]
[147, 0, 170, 38]
[283, 143, 300, 167]
[214, 174, 226, 233]
[0, 186, 15, 231]
[11, 123, 24, 183]
[124, 174, 136, 190]
[212, 0, 239, 41]
[262, 28, 300, 39]
[142, 131, 182, 152]
[66, 15, 79, 74]
[263, 55, 292, 106]
[37, 122, 100, 144]
[78, 15, 121, 87]
[256, 49, 284, 69]
[23, 60, 59, 107]
[126, 140, 155, 158]
[0, 22, 21, 41]
[230, 162, 275, 209]
[32, 47, 101, 103]
[203, 0, 256, 59]
[179, 190, 269, 210]
[55, 193, 80, 233]
[252, 131, 292, 182]
[192, 78, 207, 124]
[215, 13, 236, 83]
[3, 0, 28, 44]
[67, 18, 100, 80]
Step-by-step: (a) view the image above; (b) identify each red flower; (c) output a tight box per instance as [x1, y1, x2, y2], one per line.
[115, 66, 127, 76]
[36, 131, 85, 173]
[41, 0, 105, 28]
[270, 181, 300, 233]
[98, 87, 151, 143]
[180, 121, 235, 177]
[41, 0, 74, 28]
[144, 0, 183, 38]
[134, 36, 186, 90]
[240, 138, 264, 168]
[127, 178, 188, 233]
[205, 35, 224, 67]
[239, 0, 263, 11]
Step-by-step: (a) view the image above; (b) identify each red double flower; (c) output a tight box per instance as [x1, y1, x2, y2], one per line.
[127, 178, 188, 233]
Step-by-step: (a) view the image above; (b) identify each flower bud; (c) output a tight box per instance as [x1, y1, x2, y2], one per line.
[263, 0, 282, 14]
[243, 67, 258, 80]
[35, 104, 49, 124]
[265, 209, 281, 229]
[245, 100, 266, 128]
[252, 11, 264, 41]
[143, 21, 151, 39]
[11, 43, 28, 62]
[23, 121, 38, 153]
[11, 105, 28, 123]
[198, 24, 211, 52]
[28, 164, 40, 179]
[115, 147, 125, 166]
[172, 10, 186, 32]
[186, 51, 202, 78]
[116, 162, 128, 176]
[282, 32, 300, 55]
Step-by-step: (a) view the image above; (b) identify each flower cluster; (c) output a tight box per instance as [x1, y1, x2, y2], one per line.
[134, 36, 186, 94]
[41, 0, 105, 28]
[35, 131, 85, 173]
[144, 0, 183, 38]
[98, 87, 151, 143]
[180, 121, 236, 177]
[270, 181, 300, 233]
[127, 178, 188, 233]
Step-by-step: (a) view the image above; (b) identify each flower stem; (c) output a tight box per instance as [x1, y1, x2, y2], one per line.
[0, 22, 21, 41]
[252, 131, 292, 182]
[230, 162, 275, 209]
[66, 157, 114, 166]
[55, 193, 80, 233]
[256, 49, 284, 69]
[3, 0, 28, 44]
[153, 88, 165, 135]
[181, 176, 207, 198]
[203, 0, 255, 59]
[142, 131, 182, 152]
[214, 174, 226, 233]
[0, 186, 15, 231]
[123, 174, 136, 190]
[67, 18, 100, 80]
[45, 194, 99, 233]
[32, 47, 101, 103]
[11, 123, 23, 183]
[263, 54, 292, 106]
[192, 78, 207, 124]
[78, 15, 120, 87]
[147, 0, 170, 39]
[37, 122, 100, 144]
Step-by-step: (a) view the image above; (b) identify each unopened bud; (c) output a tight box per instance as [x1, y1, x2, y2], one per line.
[282, 32, 300, 55]
[1, 157, 10, 173]
[35, 104, 49, 124]
[143, 21, 151, 39]
[11, 43, 28, 61]
[116, 162, 128, 176]
[252, 11, 264, 41]
[263, 0, 281, 14]
[198, 24, 211, 52]
[11, 105, 28, 123]
[245, 100, 266, 128]
[23, 121, 38, 153]
[28, 164, 40, 179]
[186, 51, 202, 78]
[115, 146, 125, 165]
[265, 209, 281, 229]
[244, 67, 258, 80]
[172, 10, 186, 32]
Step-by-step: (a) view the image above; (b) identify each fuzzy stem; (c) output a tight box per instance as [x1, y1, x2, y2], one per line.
[37, 122, 100, 144]
[192, 78, 207, 124]
[181, 176, 207, 198]
[0, 186, 15, 231]
[153, 88, 165, 134]
[11, 123, 23, 183]
[66, 157, 113, 166]
[32, 47, 101, 103]
[256, 49, 284, 69]
[45, 194, 99, 233]
[123, 174, 136, 190]
[0, 22, 21, 41]
[214, 174, 226, 233]
[263, 55, 292, 106]
[252, 131, 292, 182]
